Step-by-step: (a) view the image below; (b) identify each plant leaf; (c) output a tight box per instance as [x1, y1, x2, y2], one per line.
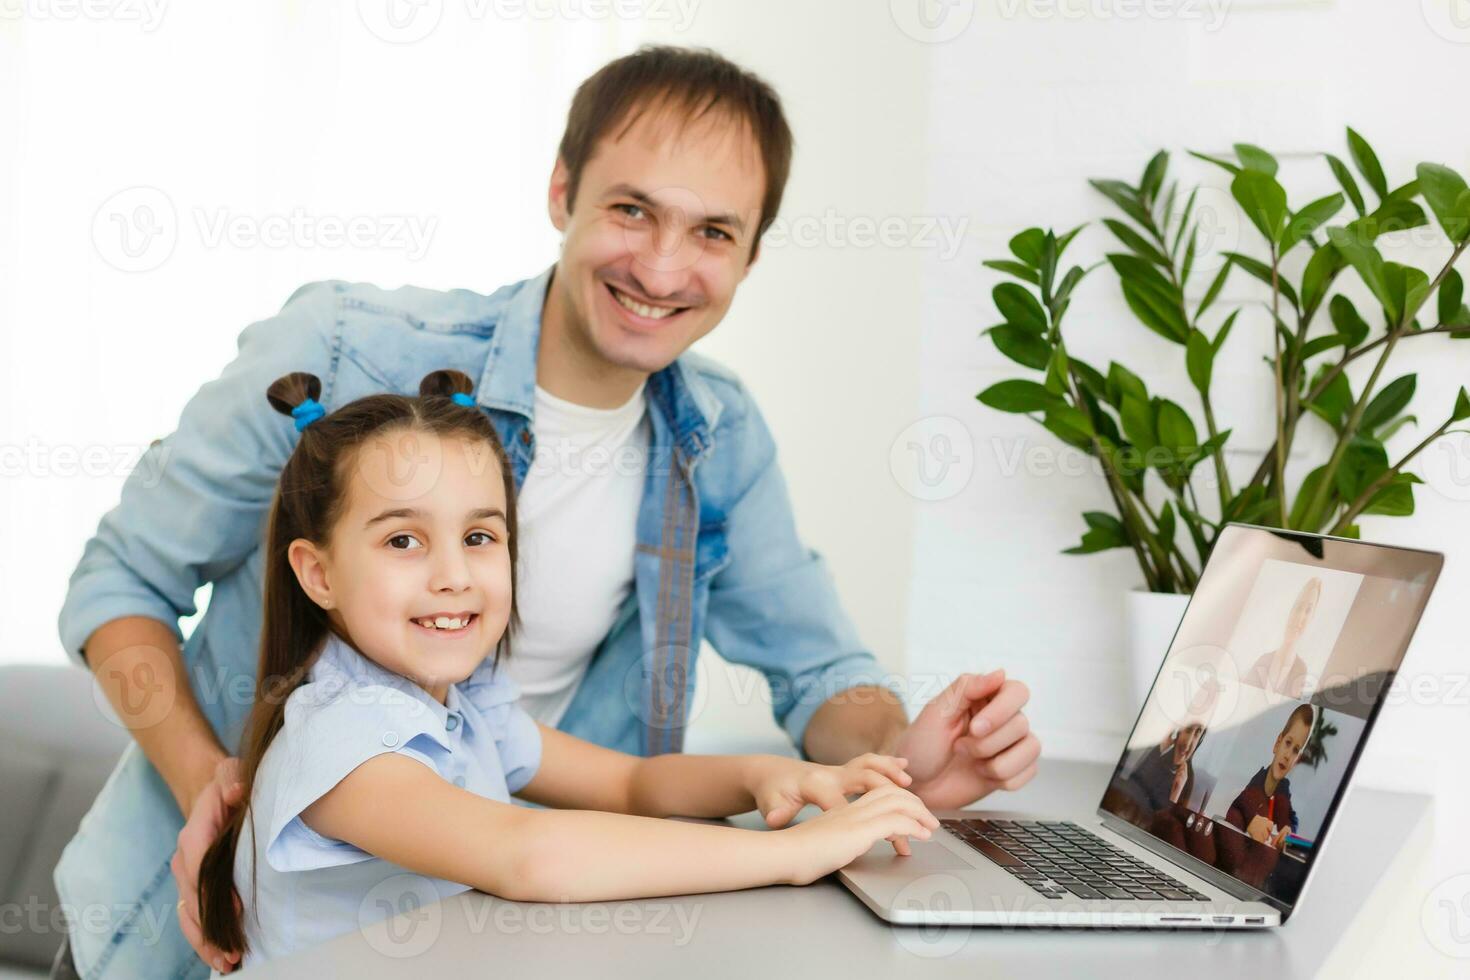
[1231, 169, 1289, 245]
[1349, 196, 1428, 241]
[1454, 386, 1470, 423]
[1234, 143, 1279, 176]
[1360, 374, 1417, 433]
[1416, 162, 1470, 243]
[1300, 333, 1349, 360]
[1326, 227, 1393, 316]
[978, 379, 1059, 413]
[1212, 308, 1240, 353]
[1325, 153, 1366, 217]
[1363, 473, 1417, 517]
[1120, 394, 1157, 451]
[1090, 179, 1153, 228]
[1280, 193, 1344, 255]
[1440, 268, 1464, 327]
[993, 282, 1048, 334]
[1301, 241, 1345, 317]
[1187, 150, 1241, 176]
[1305, 365, 1354, 431]
[1064, 512, 1129, 554]
[1156, 399, 1199, 452]
[1290, 464, 1331, 529]
[1186, 328, 1214, 393]
[1103, 218, 1171, 266]
[1140, 151, 1169, 204]
[1196, 260, 1232, 319]
[1108, 253, 1191, 343]
[1106, 362, 1148, 408]
[1346, 127, 1388, 200]
[1224, 251, 1301, 309]
[1009, 228, 1046, 267]
[988, 325, 1052, 370]
[1155, 500, 1177, 546]
[983, 259, 1040, 284]
[1329, 294, 1372, 348]
[1055, 223, 1086, 258]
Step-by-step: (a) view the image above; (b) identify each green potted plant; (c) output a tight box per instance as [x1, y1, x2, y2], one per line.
[976, 129, 1470, 701]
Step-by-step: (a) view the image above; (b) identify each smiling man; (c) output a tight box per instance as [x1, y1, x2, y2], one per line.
[52, 46, 1039, 979]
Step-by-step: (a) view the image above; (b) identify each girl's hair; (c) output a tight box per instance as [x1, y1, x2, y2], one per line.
[196, 368, 519, 957]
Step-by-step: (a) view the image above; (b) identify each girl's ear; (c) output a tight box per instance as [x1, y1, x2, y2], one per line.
[288, 538, 335, 610]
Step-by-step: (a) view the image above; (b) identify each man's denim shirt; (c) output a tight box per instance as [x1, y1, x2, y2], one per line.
[53, 266, 883, 978]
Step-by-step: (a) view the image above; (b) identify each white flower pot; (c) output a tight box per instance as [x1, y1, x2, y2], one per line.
[1124, 588, 1192, 711]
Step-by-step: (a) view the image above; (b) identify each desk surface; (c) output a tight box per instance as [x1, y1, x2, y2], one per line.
[247, 759, 1432, 979]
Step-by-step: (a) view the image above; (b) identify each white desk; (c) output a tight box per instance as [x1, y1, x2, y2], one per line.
[245, 759, 1435, 978]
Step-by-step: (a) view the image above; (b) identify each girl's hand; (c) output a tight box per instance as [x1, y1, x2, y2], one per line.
[753, 753, 913, 830]
[779, 784, 940, 885]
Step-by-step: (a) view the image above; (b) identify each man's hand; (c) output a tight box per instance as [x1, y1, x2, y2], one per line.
[172, 756, 245, 974]
[892, 669, 1040, 810]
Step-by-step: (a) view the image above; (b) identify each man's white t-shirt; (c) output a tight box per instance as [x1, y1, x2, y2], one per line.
[504, 382, 650, 727]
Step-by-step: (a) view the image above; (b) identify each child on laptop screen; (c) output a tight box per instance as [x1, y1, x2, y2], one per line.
[194, 368, 938, 972]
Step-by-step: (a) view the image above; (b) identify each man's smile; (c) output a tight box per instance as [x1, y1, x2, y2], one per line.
[603, 281, 692, 326]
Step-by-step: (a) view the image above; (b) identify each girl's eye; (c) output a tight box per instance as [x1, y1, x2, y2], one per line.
[387, 533, 422, 550]
[465, 531, 496, 547]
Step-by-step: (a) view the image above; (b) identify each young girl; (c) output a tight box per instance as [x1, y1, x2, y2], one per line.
[196, 368, 937, 971]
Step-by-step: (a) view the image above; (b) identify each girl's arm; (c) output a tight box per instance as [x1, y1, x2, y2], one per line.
[518, 724, 913, 824]
[301, 753, 937, 903]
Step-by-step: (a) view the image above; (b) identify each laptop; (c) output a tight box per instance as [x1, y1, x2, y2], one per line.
[838, 524, 1442, 928]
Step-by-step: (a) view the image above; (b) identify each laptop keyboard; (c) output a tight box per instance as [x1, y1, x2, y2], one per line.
[940, 818, 1211, 902]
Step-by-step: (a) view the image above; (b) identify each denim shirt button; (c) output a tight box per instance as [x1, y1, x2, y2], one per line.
[381, 731, 400, 748]
[446, 714, 460, 731]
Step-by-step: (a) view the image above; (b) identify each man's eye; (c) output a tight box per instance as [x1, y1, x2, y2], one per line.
[387, 534, 422, 550]
[701, 226, 733, 242]
[465, 531, 496, 547]
[614, 203, 646, 220]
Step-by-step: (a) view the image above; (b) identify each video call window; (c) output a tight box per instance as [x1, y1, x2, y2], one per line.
[1101, 526, 1439, 908]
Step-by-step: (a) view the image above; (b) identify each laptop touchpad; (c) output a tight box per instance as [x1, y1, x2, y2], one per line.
[854, 840, 977, 873]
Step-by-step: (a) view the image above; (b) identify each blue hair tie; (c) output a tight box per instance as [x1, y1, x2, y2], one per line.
[450, 392, 475, 408]
[291, 397, 326, 431]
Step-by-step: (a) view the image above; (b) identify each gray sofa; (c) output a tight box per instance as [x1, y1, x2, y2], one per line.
[0, 665, 131, 978]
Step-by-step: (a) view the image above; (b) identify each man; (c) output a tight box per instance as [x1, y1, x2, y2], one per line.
[52, 46, 1039, 978]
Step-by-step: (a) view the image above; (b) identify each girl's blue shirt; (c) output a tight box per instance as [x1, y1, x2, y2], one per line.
[229, 631, 541, 968]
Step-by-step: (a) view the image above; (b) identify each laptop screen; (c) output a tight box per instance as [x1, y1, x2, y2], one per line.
[1099, 524, 1441, 911]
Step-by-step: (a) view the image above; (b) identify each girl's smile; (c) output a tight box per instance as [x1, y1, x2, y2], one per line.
[410, 612, 480, 637]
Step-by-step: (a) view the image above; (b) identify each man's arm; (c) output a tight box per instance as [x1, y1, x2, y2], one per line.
[700, 394, 898, 758]
[85, 616, 226, 814]
[59, 284, 337, 974]
[801, 685, 908, 765]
